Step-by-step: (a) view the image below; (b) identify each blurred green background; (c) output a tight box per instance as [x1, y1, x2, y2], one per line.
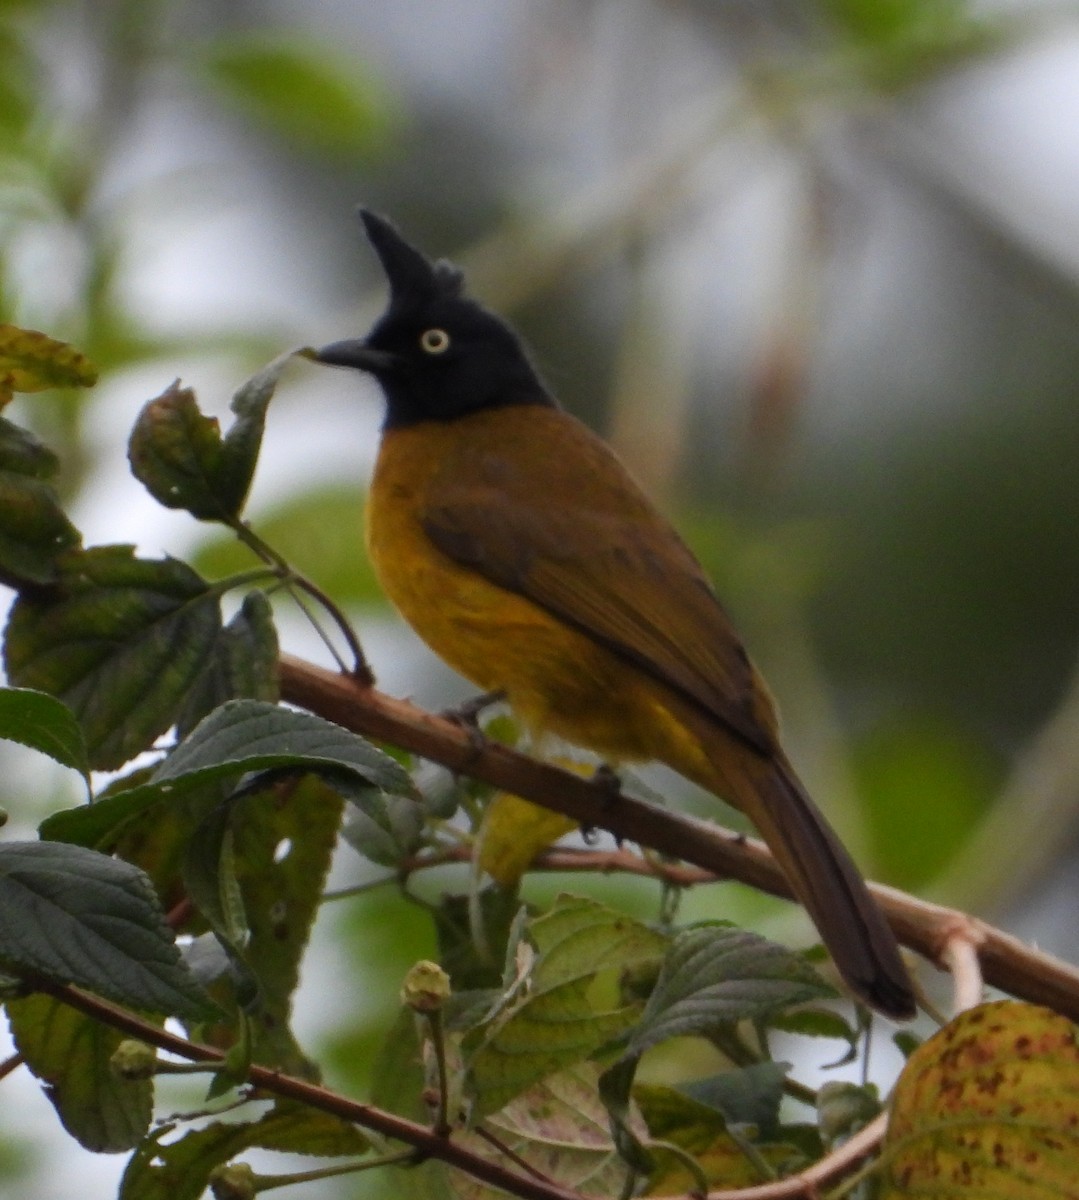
[2, 0, 1079, 1195]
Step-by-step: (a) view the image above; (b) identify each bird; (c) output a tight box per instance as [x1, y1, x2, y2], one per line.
[315, 209, 916, 1020]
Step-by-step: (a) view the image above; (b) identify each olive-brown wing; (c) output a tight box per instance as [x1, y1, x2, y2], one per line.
[421, 484, 777, 755]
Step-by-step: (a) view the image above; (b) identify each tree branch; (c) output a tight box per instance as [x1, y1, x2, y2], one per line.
[278, 653, 1079, 1022]
[28, 978, 587, 1200]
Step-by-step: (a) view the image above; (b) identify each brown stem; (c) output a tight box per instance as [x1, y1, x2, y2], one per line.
[28, 978, 586, 1200]
[279, 653, 1079, 1023]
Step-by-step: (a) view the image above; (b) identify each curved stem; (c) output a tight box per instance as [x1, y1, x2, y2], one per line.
[227, 519, 372, 681]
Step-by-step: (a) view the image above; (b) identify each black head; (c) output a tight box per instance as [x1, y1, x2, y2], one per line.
[316, 211, 556, 428]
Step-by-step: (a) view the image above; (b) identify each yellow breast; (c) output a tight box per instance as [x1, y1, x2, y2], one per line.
[364, 415, 692, 764]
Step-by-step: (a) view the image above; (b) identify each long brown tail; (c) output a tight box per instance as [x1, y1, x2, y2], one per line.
[687, 732, 916, 1019]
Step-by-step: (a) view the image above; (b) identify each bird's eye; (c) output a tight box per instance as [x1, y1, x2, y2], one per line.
[420, 328, 451, 354]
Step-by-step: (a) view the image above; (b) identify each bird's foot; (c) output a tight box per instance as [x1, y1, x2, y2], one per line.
[440, 689, 505, 729]
[439, 689, 505, 757]
[592, 762, 622, 794]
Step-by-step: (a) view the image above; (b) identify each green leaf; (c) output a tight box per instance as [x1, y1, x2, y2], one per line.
[0, 323, 98, 405]
[0, 417, 61, 479]
[680, 1062, 791, 1136]
[625, 925, 833, 1059]
[127, 354, 294, 522]
[183, 800, 250, 963]
[119, 1100, 369, 1200]
[0, 456, 81, 586]
[4, 546, 222, 770]
[176, 590, 279, 738]
[598, 926, 830, 1150]
[818, 1081, 882, 1143]
[40, 699, 412, 848]
[6, 993, 152, 1152]
[0, 840, 215, 1018]
[0, 418, 82, 586]
[340, 778, 426, 869]
[633, 1082, 799, 1192]
[197, 32, 398, 159]
[0, 686, 89, 777]
[464, 895, 668, 1118]
[233, 774, 344, 1075]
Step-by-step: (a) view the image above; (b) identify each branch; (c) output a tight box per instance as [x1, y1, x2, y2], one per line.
[278, 654, 1079, 1022]
[29, 978, 586, 1200]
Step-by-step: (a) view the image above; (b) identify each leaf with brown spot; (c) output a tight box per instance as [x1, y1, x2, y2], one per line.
[882, 999, 1079, 1199]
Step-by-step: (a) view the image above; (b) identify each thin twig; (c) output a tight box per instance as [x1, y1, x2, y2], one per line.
[27, 977, 586, 1200]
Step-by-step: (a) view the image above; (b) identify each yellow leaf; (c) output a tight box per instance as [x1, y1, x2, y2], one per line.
[0, 324, 98, 406]
[477, 790, 577, 888]
[882, 999, 1079, 1199]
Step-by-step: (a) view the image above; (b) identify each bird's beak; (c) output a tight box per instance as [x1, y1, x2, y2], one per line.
[314, 339, 398, 374]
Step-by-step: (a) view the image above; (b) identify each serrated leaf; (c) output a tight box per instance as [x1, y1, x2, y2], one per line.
[0, 686, 89, 777]
[881, 1000, 1079, 1200]
[4, 546, 222, 769]
[599, 926, 830, 1152]
[0, 323, 98, 405]
[127, 355, 292, 522]
[119, 1100, 369, 1200]
[448, 1063, 643, 1200]
[41, 699, 410, 850]
[0, 840, 214, 1018]
[198, 32, 397, 159]
[769, 1006, 857, 1043]
[464, 895, 668, 1117]
[6, 993, 152, 1151]
[626, 925, 833, 1058]
[176, 590, 279, 738]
